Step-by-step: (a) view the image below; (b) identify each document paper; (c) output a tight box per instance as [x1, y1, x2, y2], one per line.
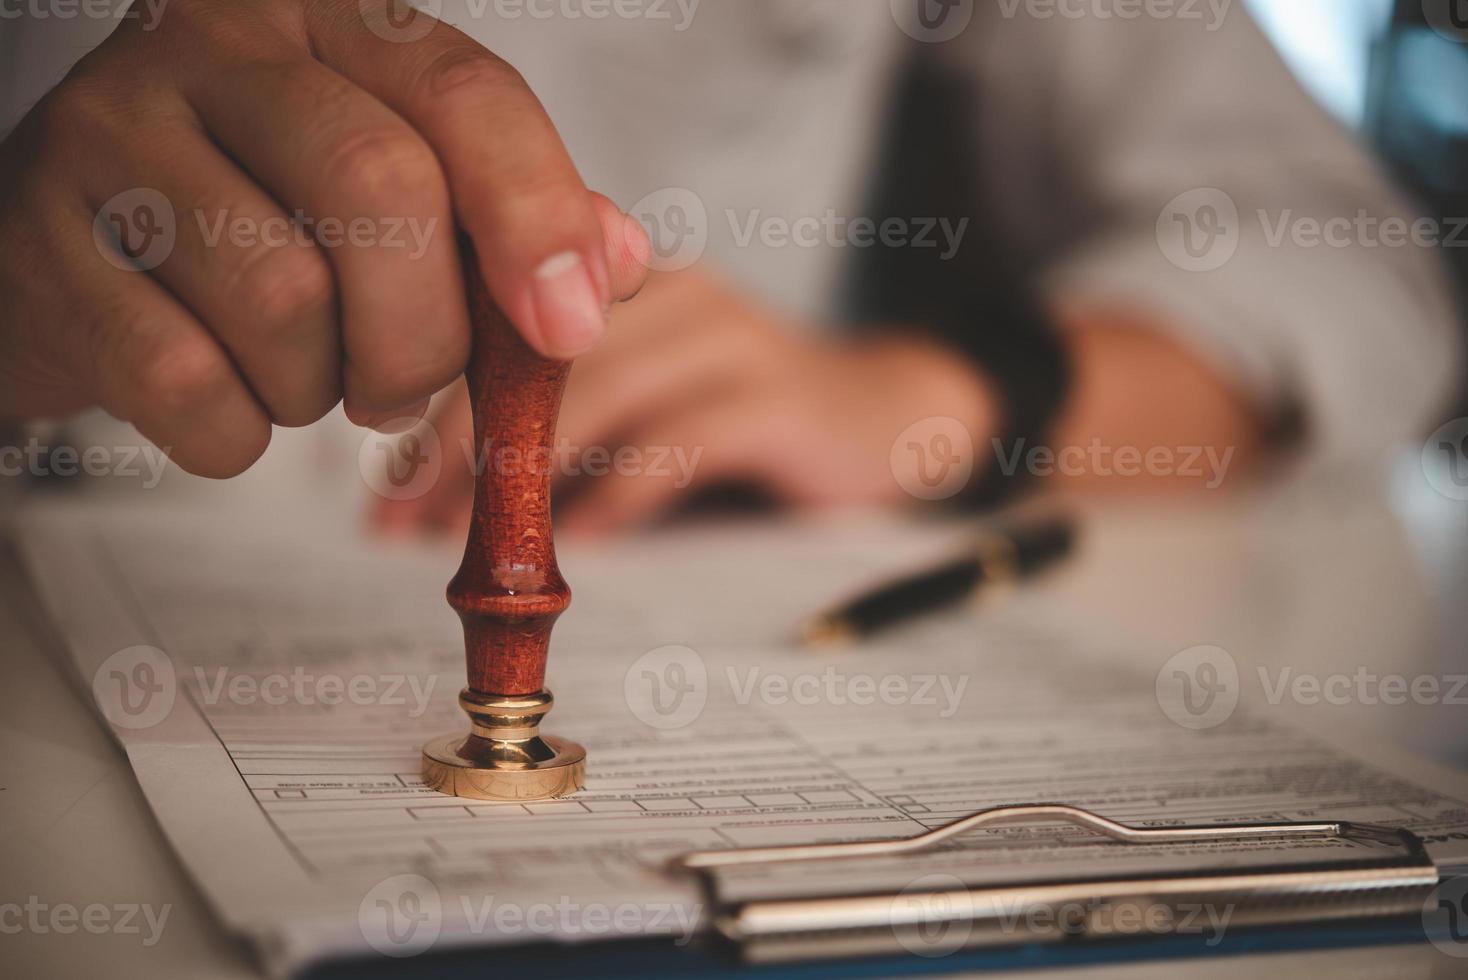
[17, 508, 1468, 975]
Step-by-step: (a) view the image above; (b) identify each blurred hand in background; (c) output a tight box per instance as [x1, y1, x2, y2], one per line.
[371, 266, 1276, 538]
[372, 269, 996, 537]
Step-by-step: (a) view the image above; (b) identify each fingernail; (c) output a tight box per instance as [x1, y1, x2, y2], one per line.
[532, 251, 606, 358]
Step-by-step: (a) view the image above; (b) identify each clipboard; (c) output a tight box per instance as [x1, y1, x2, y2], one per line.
[668, 804, 1440, 964]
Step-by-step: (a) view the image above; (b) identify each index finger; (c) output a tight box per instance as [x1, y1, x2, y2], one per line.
[308, 1, 611, 360]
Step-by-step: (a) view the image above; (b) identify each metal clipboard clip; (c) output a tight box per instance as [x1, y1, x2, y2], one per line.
[669, 803, 1439, 963]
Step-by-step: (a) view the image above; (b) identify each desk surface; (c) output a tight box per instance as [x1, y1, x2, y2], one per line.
[3, 455, 1467, 979]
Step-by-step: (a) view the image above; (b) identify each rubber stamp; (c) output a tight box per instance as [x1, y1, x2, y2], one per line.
[421, 252, 587, 801]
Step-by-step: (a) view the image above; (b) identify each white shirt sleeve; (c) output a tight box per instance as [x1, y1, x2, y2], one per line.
[941, 4, 1462, 460]
[0, 5, 122, 138]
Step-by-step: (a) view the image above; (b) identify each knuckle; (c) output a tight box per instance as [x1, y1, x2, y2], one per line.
[352, 353, 459, 412]
[407, 345, 470, 396]
[232, 244, 335, 333]
[139, 337, 235, 418]
[31, 72, 191, 164]
[414, 45, 523, 101]
[322, 127, 445, 210]
[33, 80, 110, 149]
[482, 178, 592, 241]
[150, 0, 211, 35]
[149, 0, 274, 49]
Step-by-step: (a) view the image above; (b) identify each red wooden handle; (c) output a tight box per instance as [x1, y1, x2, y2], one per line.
[446, 255, 570, 697]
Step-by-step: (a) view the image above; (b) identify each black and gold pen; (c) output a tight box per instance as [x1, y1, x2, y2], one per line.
[799, 516, 1077, 648]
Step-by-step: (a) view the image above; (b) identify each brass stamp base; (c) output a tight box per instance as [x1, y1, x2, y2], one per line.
[421, 733, 586, 801]
[421, 689, 586, 802]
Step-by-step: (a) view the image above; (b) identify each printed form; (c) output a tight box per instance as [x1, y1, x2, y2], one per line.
[17, 508, 1468, 974]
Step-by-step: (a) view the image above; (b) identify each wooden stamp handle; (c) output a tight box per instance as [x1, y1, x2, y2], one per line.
[446, 254, 570, 697]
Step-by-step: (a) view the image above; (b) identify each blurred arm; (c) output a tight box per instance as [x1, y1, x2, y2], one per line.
[943, 4, 1462, 465]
